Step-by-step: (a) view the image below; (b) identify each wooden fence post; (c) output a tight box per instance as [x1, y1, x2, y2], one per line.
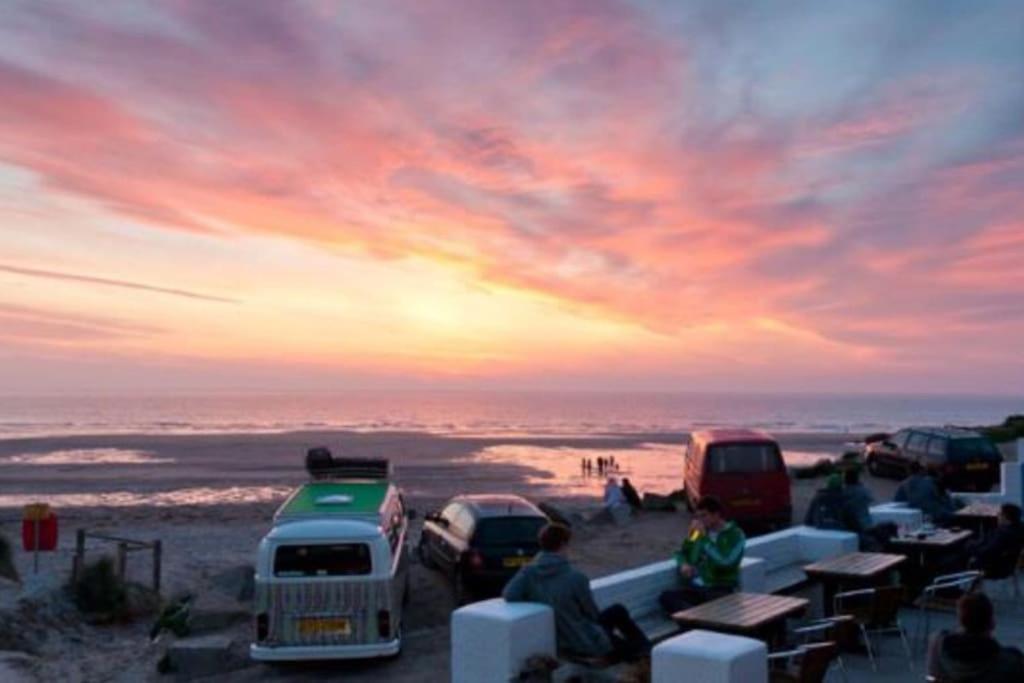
[116, 542, 127, 580]
[72, 529, 86, 583]
[152, 540, 162, 593]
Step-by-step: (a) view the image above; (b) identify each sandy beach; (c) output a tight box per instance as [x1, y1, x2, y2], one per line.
[1, 429, 901, 682]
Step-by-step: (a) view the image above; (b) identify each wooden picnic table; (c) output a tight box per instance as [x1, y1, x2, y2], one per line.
[954, 503, 1002, 534]
[888, 528, 973, 596]
[671, 592, 809, 645]
[803, 552, 906, 614]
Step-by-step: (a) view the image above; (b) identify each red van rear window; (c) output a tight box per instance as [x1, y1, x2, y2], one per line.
[707, 443, 784, 474]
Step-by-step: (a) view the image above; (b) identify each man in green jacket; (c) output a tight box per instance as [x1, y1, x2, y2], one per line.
[659, 495, 746, 615]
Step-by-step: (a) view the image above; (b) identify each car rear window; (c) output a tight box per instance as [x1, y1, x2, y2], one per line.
[473, 517, 546, 545]
[948, 438, 1001, 463]
[274, 543, 372, 577]
[707, 443, 784, 474]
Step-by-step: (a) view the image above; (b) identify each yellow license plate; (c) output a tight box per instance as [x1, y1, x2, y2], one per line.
[732, 498, 761, 507]
[966, 463, 989, 471]
[298, 617, 350, 637]
[503, 556, 531, 568]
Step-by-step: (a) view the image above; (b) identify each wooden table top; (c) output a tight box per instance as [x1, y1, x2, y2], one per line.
[888, 528, 973, 548]
[804, 552, 906, 579]
[671, 592, 809, 632]
[955, 503, 1001, 519]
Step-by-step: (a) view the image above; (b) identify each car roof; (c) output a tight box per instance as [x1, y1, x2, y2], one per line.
[691, 428, 775, 444]
[452, 494, 544, 519]
[904, 426, 984, 440]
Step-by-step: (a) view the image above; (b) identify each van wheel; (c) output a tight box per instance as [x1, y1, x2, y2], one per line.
[866, 455, 881, 477]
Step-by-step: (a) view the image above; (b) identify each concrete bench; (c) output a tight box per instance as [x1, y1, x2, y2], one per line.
[870, 502, 924, 528]
[450, 526, 856, 681]
[450, 599, 554, 683]
[739, 526, 858, 594]
[652, 630, 766, 683]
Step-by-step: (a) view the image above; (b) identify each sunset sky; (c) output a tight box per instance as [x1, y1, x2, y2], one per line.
[1, 1, 1023, 394]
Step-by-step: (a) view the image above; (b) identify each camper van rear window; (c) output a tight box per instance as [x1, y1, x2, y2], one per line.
[274, 543, 372, 577]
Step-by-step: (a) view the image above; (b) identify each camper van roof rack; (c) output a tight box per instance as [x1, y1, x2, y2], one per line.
[306, 449, 391, 480]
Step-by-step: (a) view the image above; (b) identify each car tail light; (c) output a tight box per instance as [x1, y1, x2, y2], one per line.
[255, 613, 268, 641]
[467, 550, 484, 570]
[378, 609, 391, 638]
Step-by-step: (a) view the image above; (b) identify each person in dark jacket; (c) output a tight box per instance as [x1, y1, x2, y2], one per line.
[805, 474, 849, 530]
[842, 468, 896, 550]
[938, 503, 1024, 576]
[927, 591, 1024, 682]
[503, 523, 650, 662]
[894, 462, 958, 525]
[620, 478, 642, 510]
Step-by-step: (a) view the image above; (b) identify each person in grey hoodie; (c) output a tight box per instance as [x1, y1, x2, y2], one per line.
[503, 523, 650, 662]
[927, 592, 1024, 682]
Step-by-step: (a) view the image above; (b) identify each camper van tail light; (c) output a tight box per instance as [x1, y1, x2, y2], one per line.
[467, 550, 484, 570]
[255, 613, 269, 641]
[377, 609, 391, 639]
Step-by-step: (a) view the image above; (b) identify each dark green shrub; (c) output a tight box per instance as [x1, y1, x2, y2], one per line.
[0, 533, 18, 583]
[73, 556, 126, 617]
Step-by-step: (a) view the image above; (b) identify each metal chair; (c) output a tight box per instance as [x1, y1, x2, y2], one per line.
[833, 585, 912, 672]
[768, 642, 841, 683]
[788, 615, 854, 682]
[914, 570, 982, 654]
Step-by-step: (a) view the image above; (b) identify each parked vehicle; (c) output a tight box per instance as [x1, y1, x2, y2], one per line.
[250, 453, 412, 661]
[417, 494, 547, 602]
[683, 429, 792, 532]
[863, 426, 1002, 491]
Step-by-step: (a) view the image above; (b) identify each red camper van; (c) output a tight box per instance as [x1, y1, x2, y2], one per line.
[683, 429, 792, 532]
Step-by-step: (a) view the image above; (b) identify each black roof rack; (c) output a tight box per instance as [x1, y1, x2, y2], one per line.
[305, 447, 390, 480]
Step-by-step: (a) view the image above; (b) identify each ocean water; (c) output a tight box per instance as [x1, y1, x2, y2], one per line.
[0, 391, 1019, 439]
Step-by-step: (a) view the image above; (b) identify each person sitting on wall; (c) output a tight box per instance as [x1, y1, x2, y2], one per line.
[805, 473, 850, 530]
[504, 523, 651, 663]
[620, 478, 642, 510]
[659, 495, 746, 614]
[927, 591, 1024, 682]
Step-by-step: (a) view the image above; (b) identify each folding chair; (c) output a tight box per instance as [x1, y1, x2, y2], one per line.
[833, 585, 911, 672]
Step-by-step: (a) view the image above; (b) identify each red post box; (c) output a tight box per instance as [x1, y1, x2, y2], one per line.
[22, 503, 58, 552]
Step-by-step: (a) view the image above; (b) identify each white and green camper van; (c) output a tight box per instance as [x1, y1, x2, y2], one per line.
[250, 453, 411, 661]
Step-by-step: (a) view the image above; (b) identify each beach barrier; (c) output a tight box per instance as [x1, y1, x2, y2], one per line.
[71, 529, 162, 593]
[450, 525, 855, 681]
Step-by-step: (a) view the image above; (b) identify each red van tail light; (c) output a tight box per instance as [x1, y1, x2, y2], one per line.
[255, 613, 268, 641]
[378, 609, 391, 638]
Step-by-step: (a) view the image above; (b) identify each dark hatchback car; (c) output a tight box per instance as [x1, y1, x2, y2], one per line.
[417, 494, 547, 602]
[864, 426, 1002, 491]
